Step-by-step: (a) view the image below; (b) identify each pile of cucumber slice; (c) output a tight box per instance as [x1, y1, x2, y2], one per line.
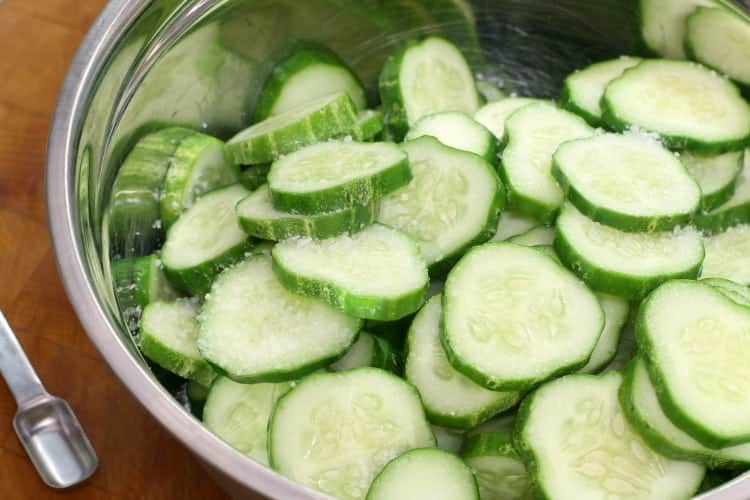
[107, 4, 750, 497]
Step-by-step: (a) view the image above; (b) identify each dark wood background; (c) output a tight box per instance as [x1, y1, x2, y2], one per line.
[0, 1, 247, 498]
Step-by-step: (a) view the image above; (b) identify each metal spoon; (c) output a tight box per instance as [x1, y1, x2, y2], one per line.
[0, 311, 98, 488]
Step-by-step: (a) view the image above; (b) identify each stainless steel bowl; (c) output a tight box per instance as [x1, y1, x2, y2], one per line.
[46, 1, 750, 498]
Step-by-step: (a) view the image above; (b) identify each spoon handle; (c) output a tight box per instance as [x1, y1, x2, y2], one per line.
[0, 311, 46, 406]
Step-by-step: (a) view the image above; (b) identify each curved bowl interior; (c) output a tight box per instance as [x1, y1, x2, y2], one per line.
[45, 0, 750, 498]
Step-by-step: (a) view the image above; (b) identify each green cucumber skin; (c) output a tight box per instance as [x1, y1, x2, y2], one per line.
[698, 151, 743, 211]
[237, 200, 378, 241]
[269, 150, 412, 215]
[378, 40, 415, 142]
[271, 253, 427, 322]
[351, 110, 384, 142]
[253, 43, 367, 123]
[224, 93, 359, 165]
[559, 81, 602, 127]
[694, 201, 750, 234]
[551, 158, 697, 233]
[160, 134, 240, 230]
[553, 227, 704, 300]
[139, 330, 216, 387]
[371, 334, 400, 372]
[636, 283, 750, 449]
[111, 255, 160, 312]
[238, 164, 271, 191]
[163, 238, 255, 296]
[108, 127, 197, 257]
[601, 96, 750, 156]
[461, 432, 520, 462]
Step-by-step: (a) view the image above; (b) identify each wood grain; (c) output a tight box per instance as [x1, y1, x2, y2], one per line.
[0, 2, 241, 498]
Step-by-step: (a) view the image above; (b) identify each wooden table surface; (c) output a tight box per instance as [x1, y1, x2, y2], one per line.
[0, 1, 243, 498]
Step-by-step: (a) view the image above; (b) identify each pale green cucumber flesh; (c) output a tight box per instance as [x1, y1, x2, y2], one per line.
[701, 224, 750, 284]
[461, 432, 532, 500]
[405, 111, 497, 164]
[578, 293, 629, 374]
[681, 150, 743, 212]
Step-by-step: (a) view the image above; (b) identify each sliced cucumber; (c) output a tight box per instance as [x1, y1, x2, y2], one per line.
[351, 109, 384, 141]
[111, 254, 178, 329]
[560, 56, 642, 126]
[701, 224, 750, 284]
[160, 133, 239, 230]
[202, 376, 291, 466]
[516, 372, 705, 500]
[681, 150, 743, 212]
[377, 136, 503, 268]
[405, 111, 497, 164]
[701, 277, 750, 307]
[638, 0, 717, 59]
[139, 299, 215, 386]
[461, 432, 531, 500]
[272, 224, 428, 321]
[637, 279, 750, 447]
[268, 369, 435, 500]
[187, 379, 210, 405]
[686, 6, 750, 88]
[555, 203, 704, 299]
[442, 243, 604, 391]
[491, 210, 538, 242]
[507, 226, 554, 247]
[694, 152, 750, 232]
[330, 331, 377, 371]
[197, 255, 361, 383]
[500, 103, 593, 222]
[366, 448, 479, 500]
[476, 80, 506, 102]
[379, 36, 480, 140]
[433, 426, 464, 453]
[236, 184, 377, 241]
[253, 43, 366, 122]
[620, 356, 750, 467]
[552, 133, 701, 232]
[238, 163, 271, 191]
[474, 97, 544, 142]
[108, 127, 196, 257]
[405, 295, 520, 430]
[577, 293, 629, 374]
[602, 60, 750, 153]
[161, 184, 252, 295]
[267, 140, 409, 214]
[225, 92, 359, 165]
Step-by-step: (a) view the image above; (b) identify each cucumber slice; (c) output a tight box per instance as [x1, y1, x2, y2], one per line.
[272, 224, 428, 321]
[139, 299, 215, 386]
[253, 43, 366, 122]
[560, 56, 642, 126]
[491, 210, 538, 242]
[377, 136, 503, 268]
[516, 372, 705, 500]
[694, 152, 750, 232]
[187, 379, 210, 404]
[111, 254, 178, 330]
[198, 255, 361, 383]
[225, 92, 359, 165]
[433, 426, 464, 453]
[108, 127, 196, 257]
[681, 151, 743, 212]
[701, 224, 750, 284]
[267, 141, 409, 214]
[236, 185, 377, 241]
[500, 103, 593, 222]
[405, 295, 520, 430]
[330, 331, 377, 371]
[352, 109, 384, 141]
[637, 279, 750, 447]
[552, 133, 701, 232]
[461, 432, 532, 500]
[578, 293, 630, 374]
[238, 163, 271, 191]
[701, 277, 750, 307]
[405, 111, 497, 164]
[602, 60, 750, 153]
[638, 0, 717, 59]
[161, 184, 252, 294]
[443, 243, 604, 391]
[507, 226, 554, 247]
[605, 318, 638, 372]
[160, 133, 239, 230]
[379, 36, 480, 140]
[268, 369, 435, 500]
[474, 97, 544, 142]
[476, 80, 506, 102]
[202, 376, 291, 466]
[686, 7, 750, 88]
[555, 203, 704, 299]
[366, 448, 479, 500]
[620, 356, 750, 467]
